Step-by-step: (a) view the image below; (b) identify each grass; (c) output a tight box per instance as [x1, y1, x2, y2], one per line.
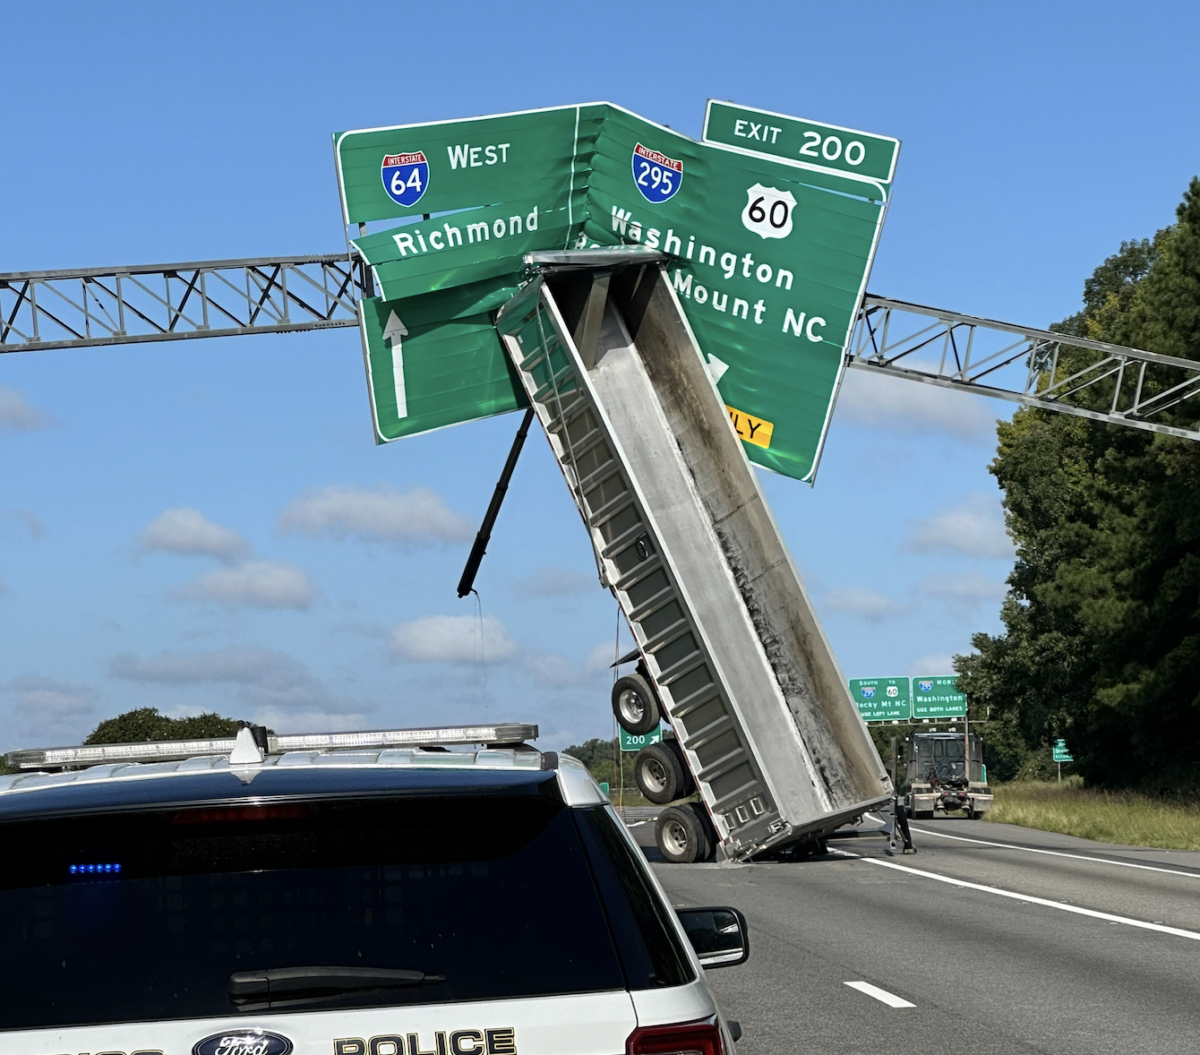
[986, 780, 1200, 850]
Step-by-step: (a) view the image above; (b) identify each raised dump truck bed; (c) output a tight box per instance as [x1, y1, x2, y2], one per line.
[497, 255, 891, 861]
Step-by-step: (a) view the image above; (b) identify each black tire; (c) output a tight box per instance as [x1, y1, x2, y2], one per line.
[655, 803, 715, 864]
[635, 742, 685, 804]
[612, 673, 661, 735]
[666, 739, 697, 797]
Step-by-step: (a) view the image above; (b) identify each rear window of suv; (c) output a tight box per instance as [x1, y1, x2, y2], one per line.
[0, 786, 692, 1031]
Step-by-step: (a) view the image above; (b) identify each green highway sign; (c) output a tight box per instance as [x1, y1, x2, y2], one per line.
[581, 105, 889, 481]
[849, 678, 910, 722]
[703, 101, 900, 185]
[335, 105, 604, 227]
[339, 101, 897, 475]
[359, 286, 526, 442]
[1052, 739, 1074, 763]
[912, 676, 967, 719]
[620, 726, 664, 752]
[599, 782, 610, 795]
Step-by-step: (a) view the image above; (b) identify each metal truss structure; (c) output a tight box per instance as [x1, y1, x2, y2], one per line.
[5, 252, 1200, 444]
[849, 295, 1200, 442]
[0, 254, 367, 353]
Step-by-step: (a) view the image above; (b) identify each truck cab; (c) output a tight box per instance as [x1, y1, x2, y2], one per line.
[906, 731, 993, 819]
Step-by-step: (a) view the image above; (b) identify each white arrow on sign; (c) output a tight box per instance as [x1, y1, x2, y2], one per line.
[384, 310, 409, 419]
[705, 353, 730, 386]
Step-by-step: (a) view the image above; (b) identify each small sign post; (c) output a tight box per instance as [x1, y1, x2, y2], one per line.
[1053, 738, 1074, 782]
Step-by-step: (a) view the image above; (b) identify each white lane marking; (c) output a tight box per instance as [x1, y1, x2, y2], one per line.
[844, 981, 915, 1008]
[910, 826, 1200, 880]
[830, 849, 1200, 941]
[626, 820, 646, 829]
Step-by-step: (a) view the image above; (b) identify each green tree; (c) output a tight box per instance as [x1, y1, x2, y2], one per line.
[958, 178, 1200, 790]
[85, 707, 243, 744]
[563, 737, 638, 791]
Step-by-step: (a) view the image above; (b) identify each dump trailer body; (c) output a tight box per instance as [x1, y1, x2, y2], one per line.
[497, 259, 891, 860]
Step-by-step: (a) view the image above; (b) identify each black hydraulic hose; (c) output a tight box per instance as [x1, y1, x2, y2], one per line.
[457, 407, 536, 598]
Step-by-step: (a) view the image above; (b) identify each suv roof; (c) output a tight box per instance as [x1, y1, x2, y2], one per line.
[0, 723, 606, 819]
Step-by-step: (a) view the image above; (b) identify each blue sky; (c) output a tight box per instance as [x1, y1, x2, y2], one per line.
[2, 1, 1198, 754]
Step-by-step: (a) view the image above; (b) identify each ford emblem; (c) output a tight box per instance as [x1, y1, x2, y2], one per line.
[193, 1029, 293, 1055]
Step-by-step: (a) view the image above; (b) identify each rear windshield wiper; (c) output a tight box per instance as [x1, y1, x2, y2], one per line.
[231, 966, 445, 1005]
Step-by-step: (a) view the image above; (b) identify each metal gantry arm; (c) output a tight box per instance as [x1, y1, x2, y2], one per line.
[7, 253, 1200, 443]
[849, 294, 1200, 441]
[0, 254, 368, 352]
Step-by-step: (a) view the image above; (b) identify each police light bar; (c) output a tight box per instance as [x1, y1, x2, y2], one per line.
[4, 723, 539, 771]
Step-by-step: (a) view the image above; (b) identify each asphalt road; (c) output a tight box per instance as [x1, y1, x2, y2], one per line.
[627, 813, 1200, 1055]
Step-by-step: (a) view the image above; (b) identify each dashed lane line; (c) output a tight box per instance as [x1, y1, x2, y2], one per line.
[829, 848, 1200, 941]
[910, 826, 1200, 880]
[844, 981, 915, 1008]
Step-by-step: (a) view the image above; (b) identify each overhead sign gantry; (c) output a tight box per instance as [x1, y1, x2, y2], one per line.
[3, 99, 1199, 451]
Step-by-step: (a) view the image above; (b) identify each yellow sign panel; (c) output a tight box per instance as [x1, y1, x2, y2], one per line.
[726, 405, 774, 449]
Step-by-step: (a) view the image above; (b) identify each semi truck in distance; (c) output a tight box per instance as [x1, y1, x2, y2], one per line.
[905, 731, 993, 819]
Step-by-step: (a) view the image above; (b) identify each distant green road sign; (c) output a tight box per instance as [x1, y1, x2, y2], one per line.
[703, 101, 900, 185]
[850, 677, 910, 722]
[912, 676, 967, 719]
[620, 726, 663, 752]
[1052, 739, 1074, 762]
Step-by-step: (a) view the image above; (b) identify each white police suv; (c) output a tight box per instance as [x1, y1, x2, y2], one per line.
[0, 723, 747, 1055]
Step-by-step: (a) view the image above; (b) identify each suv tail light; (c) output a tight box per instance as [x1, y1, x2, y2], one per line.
[627, 1015, 726, 1055]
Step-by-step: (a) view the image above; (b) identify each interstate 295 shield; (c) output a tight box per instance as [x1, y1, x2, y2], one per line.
[382, 151, 429, 207]
[632, 143, 682, 203]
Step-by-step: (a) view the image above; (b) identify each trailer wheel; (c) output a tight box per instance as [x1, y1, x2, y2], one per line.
[612, 673, 661, 735]
[655, 803, 714, 864]
[667, 739, 697, 798]
[635, 742, 686, 804]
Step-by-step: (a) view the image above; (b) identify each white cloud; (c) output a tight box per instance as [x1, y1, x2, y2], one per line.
[515, 566, 596, 597]
[9, 509, 46, 539]
[139, 507, 248, 560]
[836, 364, 998, 440]
[279, 484, 474, 546]
[917, 571, 1006, 608]
[390, 614, 516, 663]
[0, 387, 47, 430]
[2, 674, 96, 747]
[111, 646, 299, 685]
[823, 587, 902, 623]
[908, 654, 958, 678]
[108, 646, 363, 729]
[905, 493, 1014, 559]
[177, 560, 314, 610]
[586, 641, 622, 674]
[522, 652, 588, 688]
